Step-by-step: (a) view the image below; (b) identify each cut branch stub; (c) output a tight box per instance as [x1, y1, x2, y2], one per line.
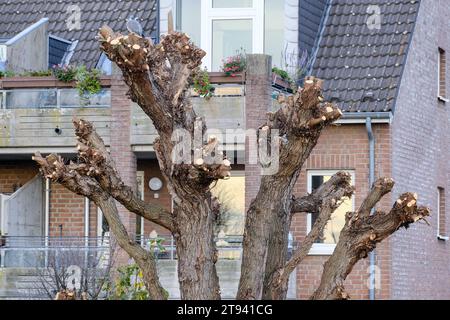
[270, 77, 342, 139]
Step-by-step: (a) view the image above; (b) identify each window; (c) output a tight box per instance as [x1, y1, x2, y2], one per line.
[307, 170, 355, 255]
[177, 0, 201, 47]
[437, 187, 449, 241]
[438, 48, 448, 101]
[178, 0, 284, 71]
[212, 19, 253, 70]
[211, 172, 245, 237]
[264, 0, 284, 68]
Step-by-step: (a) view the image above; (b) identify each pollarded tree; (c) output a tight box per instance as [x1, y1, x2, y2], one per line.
[33, 23, 430, 300]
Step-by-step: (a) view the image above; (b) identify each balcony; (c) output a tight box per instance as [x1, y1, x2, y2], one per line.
[0, 73, 287, 153]
[0, 76, 112, 151]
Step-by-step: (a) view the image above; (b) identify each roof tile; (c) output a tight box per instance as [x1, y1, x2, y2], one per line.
[0, 0, 158, 69]
[311, 0, 421, 113]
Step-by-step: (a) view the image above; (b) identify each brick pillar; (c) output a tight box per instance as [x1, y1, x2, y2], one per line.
[110, 65, 137, 264]
[245, 54, 272, 211]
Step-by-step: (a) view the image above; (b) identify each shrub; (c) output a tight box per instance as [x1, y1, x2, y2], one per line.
[193, 67, 215, 99]
[75, 66, 102, 97]
[52, 64, 78, 82]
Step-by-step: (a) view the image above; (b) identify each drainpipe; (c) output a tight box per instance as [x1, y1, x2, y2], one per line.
[366, 117, 376, 301]
[44, 178, 50, 267]
[84, 198, 90, 241]
[84, 198, 90, 268]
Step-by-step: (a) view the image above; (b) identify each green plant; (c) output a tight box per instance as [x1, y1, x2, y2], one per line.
[0, 70, 15, 78]
[222, 48, 247, 77]
[52, 64, 78, 82]
[20, 70, 52, 77]
[105, 263, 150, 300]
[272, 67, 292, 83]
[75, 66, 102, 97]
[193, 67, 215, 99]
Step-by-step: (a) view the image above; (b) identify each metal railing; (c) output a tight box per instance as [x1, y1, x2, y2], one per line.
[0, 235, 247, 268]
[0, 236, 110, 268]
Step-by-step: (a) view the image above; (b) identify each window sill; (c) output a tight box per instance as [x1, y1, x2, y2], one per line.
[437, 235, 449, 241]
[308, 243, 336, 256]
[438, 96, 449, 103]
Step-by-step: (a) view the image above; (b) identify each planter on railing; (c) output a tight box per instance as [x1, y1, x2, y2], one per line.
[0, 76, 112, 89]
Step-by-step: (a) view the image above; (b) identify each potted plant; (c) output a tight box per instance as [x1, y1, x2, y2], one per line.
[222, 49, 247, 77]
[193, 67, 215, 99]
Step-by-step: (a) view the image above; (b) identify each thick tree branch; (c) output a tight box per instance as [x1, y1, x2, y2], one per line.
[72, 118, 173, 231]
[97, 25, 228, 299]
[311, 183, 430, 300]
[32, 153, 167, 300]
[239, 77, 343, 300]
[291, 171, 355, 214]
[264, 172, 354, 299]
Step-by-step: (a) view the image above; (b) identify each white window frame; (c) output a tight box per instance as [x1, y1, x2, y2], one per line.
[438, 48, 449, 103]
[437, 187, 449, 241]
[137, 171, 145, 245]
[200, 0, 264, 70]
[306, 170, 355, 255]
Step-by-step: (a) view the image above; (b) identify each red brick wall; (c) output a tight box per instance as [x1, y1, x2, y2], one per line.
[292, 124, 392, 300]
[0, 161, 39, 194]
[49, 182, 84, 237]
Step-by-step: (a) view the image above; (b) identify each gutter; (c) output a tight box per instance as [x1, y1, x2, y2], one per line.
[366, 117, 376, 301]
[336, 112, 393, 125]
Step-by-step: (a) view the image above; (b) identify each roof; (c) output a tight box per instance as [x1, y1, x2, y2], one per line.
[298, 0, 328, 57]
[0, 0, 159, 69]
[311, 0, 421, 113]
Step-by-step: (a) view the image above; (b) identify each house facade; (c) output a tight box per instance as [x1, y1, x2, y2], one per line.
[0, 0, 449, 300]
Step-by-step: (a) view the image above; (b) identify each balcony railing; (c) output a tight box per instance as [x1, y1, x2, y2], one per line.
[0, 235, 246, 268]
[0, 76, 112, 109]
[0, 88, 111, 109]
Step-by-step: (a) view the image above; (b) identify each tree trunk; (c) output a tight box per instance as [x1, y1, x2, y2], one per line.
[238, 78, 343, 299]
[173, 199, 221, 299]
[239, 176, 296, 299]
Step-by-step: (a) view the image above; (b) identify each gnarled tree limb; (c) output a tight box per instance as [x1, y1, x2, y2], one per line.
[97, 26, 230, 299]
[291, 171, 355, 214]
[73, 118, 173, 231]
[32, 153, 167, 300]
[238, 77, 343, 300]
[311, 182, 430, 300]
[263, 171, 355, 299]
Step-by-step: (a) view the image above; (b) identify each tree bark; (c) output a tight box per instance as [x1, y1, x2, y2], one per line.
[32, 24, 432, 300]
[311, 185, 430, 300]
[263, 171, 354, 299]
[33, 153, 167, 299]
[238, 78, 343, 300]
[97, 27, 229, 299]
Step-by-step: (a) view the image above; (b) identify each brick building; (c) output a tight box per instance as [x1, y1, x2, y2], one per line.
[0, 0, 449, 299]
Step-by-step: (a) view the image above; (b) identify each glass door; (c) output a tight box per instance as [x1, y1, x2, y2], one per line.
[201, 0, 264, 71]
